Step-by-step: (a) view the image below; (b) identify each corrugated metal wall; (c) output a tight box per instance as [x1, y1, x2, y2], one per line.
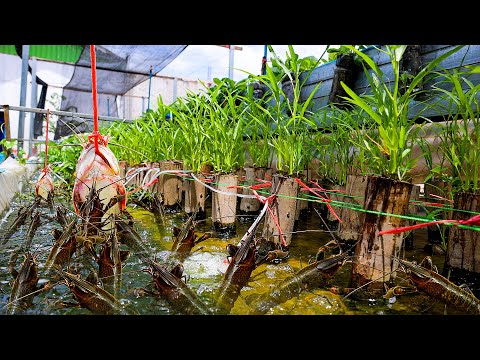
[300, 45, 480, 120]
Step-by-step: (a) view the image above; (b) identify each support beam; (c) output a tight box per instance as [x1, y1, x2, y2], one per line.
[29, 58, 37, 157]
[18, 45, 30, 151]
[229, 45, 234, 80]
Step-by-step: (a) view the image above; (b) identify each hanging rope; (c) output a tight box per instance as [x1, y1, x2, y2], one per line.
[89, 44, 100, 155]
[44, 109, 49, 170]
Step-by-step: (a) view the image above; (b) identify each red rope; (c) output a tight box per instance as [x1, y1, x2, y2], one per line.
[90, 45, 100, 154]
[252, 189, 287, 247]
[44, 109, 49, 170]
[294, 177, 342, 223]
[379, 213, 480, 235]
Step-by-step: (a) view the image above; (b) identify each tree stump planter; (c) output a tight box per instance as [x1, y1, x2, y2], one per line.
[337, 174, 368, 248]
[184, 172, 207, 220]
[444, 191, 480, 296]
[239, 166, 270, 221]
[350, 175, 413, 298]
[158, 160, 183, 213]
[262, 174, 299, 247]
[126, 163, 147, 188]
[403, 184, 421, 250]
[325, 184, 346, 231]
[212, 173, 238, 238]
[294, 171, 309, 225]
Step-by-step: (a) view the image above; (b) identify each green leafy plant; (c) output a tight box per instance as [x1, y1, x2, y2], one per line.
[169, 90, 210, 173]
[242, 79, 274, 168]
[311, 106, 371, 185]
[0, 139, 27, 165]
[200, 78, 248, 174]
[269, 45, 321, 83]
[270, 127, 311, 176]
[339, 44, 464, 181]
[416, 121, 451, 184]
[47, 134, 84, 187]
[327, 45, 369, 62]
[432, 67, 480, 193]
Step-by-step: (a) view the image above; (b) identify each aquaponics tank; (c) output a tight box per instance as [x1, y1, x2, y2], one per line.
[1, 45, 480, 317]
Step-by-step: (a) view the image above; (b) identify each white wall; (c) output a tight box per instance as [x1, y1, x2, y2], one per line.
[120, 75, 212, 119]
[0, 53, 73, 155]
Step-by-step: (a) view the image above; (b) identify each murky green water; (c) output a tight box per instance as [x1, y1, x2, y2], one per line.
[0, 189, 473, 315]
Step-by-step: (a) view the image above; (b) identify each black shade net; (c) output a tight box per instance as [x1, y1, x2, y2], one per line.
[55, 45, 187, 139]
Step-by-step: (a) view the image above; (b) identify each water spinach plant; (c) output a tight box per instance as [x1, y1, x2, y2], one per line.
[340, 44, 464, 181]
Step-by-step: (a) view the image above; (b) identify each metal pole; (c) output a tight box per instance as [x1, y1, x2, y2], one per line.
[147, 65, 152, 111]
[3, 105, 134, 123]
[29, 58, 37, 157]
[18, 45, 30, 151]
[229, 45, 234, 80]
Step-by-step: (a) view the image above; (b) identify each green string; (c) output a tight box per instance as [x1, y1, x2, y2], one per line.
[179, 175, 480, 232]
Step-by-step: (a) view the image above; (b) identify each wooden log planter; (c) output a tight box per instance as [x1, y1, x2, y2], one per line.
[403, 184, 421, 250]
[444, 191, 480, 291]
[158, 160, 183, 213]
[262, 174, 299, 247]
[294, 170, 309, 225]
[325, 183, 346, 231]
[184, 173, 207, 220]
[125, 163, 148, 188]
[337, 174, 368, 247]
[239, 166, 271, 221]
[212, 173, 238, 237]
[350, 175, 413, 298]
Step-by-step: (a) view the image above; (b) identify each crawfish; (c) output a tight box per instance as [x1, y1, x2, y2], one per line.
[57, 269, 127, 315]
[45, 219, 78, 271]
[1, 203, 36, 246]
[247, 252, 349, 315]
[145, 261, 213, 315]
[116, 217, 152, 264]
[256, 248, 289, 265]
[397, 256, 480, 315]
[171, 224, 211, 262]
[171, 208, 198, 251]
[55, 206, 71, 229]
[23, 211, 42, 251]
[215, 232, 258, 315]
[97, 236, 129, 295]
[6, 252, 47, 314]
